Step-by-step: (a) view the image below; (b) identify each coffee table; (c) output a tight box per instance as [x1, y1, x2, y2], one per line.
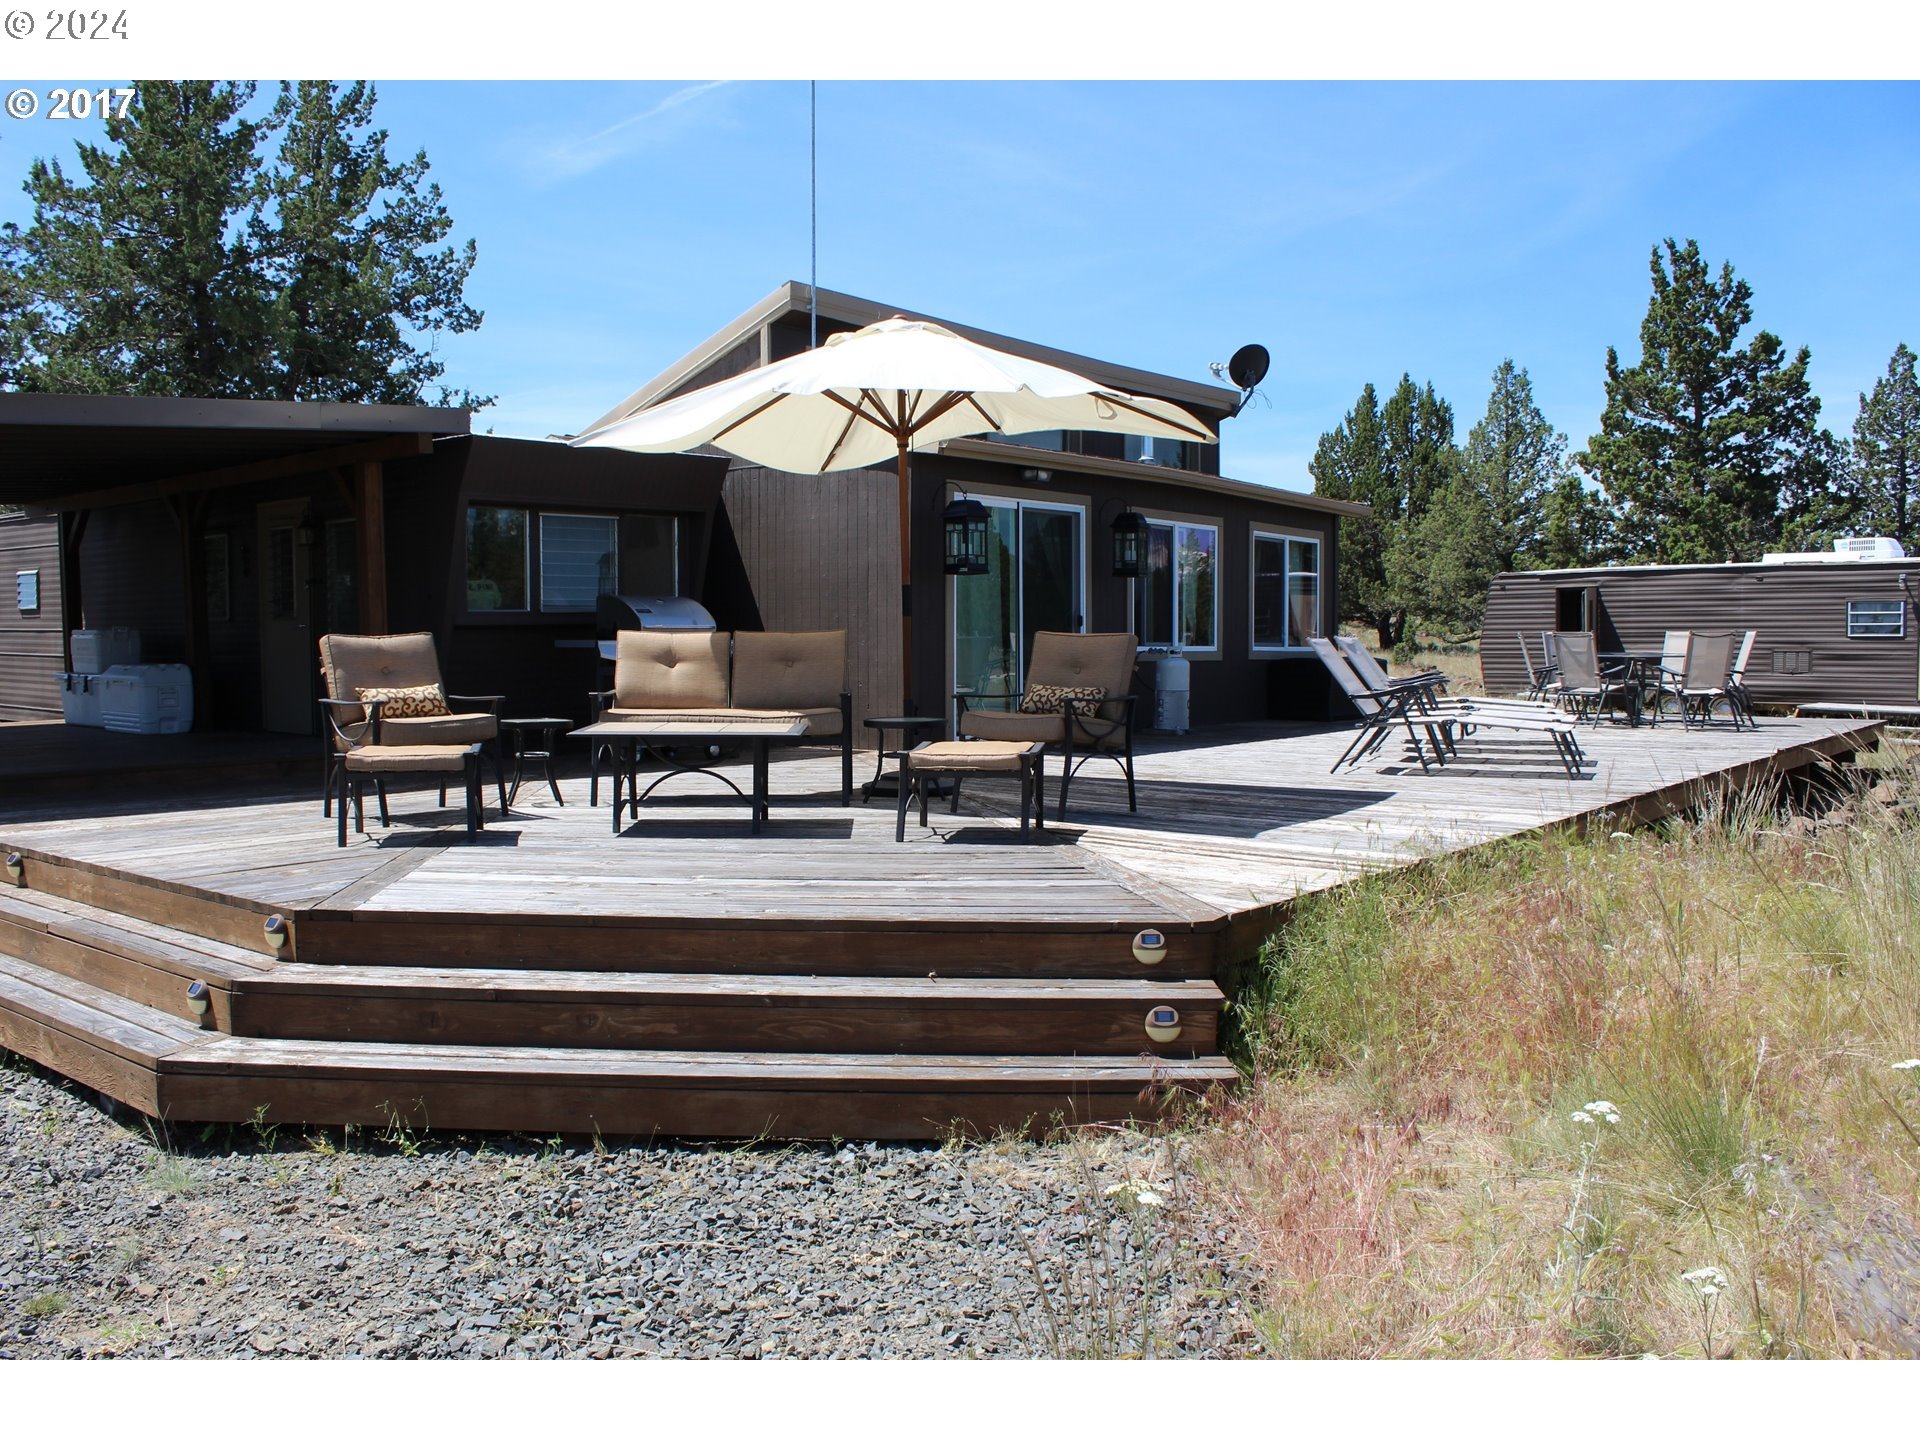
[569, 718, 809, 835]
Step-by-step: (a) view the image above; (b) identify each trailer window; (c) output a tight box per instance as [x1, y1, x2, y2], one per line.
[1846, 600, 1905, 638]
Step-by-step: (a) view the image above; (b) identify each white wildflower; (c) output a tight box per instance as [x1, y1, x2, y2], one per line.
[1134, 1190, 1166, 1209]
[1583, 1100, 1619, 1116]
[1570, 1110, 1595, 1125]
[1681, 1266, 1729, 1298]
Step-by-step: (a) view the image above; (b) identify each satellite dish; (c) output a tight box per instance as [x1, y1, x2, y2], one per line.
[1227, 343, 1269, 392]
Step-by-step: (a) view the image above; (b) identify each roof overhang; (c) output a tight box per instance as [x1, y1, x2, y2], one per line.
[939, 437, 1372, 518]
[586, 281, 1244, 434]
[0, 392, 470, 509]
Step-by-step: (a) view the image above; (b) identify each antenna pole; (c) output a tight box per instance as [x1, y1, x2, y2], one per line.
[810, 81, 818, 349]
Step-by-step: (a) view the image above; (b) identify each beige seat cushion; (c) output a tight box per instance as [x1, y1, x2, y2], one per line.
[601, 707, 809, 731]
[614, 630, 732, 710]
[907, 740, 1042, 774]
[958, 708, 1065, 745]
[343, 744, 476, 774]
[732, 630, 848, 710]
[378, 712, 498, 746]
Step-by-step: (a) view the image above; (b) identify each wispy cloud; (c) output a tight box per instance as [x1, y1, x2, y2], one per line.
[514, 81, 735, 184]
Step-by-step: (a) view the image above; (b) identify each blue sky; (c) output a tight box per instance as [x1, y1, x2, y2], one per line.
[4, 80, 1917, 491]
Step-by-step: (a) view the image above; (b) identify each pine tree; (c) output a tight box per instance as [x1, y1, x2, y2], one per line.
[2, 80, 484, 405]
[1849, 342, 1920, 550]
[253, 81, 484, 404]
[1538, 474, 1609, 570]
[1459, 359, 1570, 572]
[1310, 382, 1396, 647]
[3, 81, 268, 395]
[1578, 239, 1828, 564]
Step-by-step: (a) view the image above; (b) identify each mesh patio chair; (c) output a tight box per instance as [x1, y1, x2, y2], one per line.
[1551, 632, 1632, 725]
[1677, 631, 1741, 729]
[1727, 630, 1759, 729]
[1518, 633, 1557, 700]
[1646, 630, 1692, 723]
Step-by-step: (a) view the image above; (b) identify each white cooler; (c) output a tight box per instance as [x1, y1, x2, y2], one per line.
[58, 671, 105, 727]
[98, 663, 193, 735]
[70, 627, 142, 673]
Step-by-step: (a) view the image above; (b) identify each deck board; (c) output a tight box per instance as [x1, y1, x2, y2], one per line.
[1, 717, 1877, 942]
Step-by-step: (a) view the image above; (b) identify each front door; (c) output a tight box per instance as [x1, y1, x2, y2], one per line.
[952, 498, 1085, 719]
[257, 500, 314, 733]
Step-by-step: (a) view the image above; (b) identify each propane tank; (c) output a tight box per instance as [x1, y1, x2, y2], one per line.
[1152, 647, 1190, 734]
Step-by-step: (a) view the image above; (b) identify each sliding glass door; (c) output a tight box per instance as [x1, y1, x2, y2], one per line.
[953, 498, 1085, 710]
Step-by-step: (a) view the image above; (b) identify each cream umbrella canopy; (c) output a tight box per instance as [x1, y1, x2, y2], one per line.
[571, 316, 1219, 708]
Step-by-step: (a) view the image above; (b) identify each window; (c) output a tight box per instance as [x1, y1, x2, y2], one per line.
[619, 514, 679, 595]
[1135, 519, 1217, 651]
[1252, 532, 1322, 650]
[16, 568, 40, 615]
[1847, 599, 1906, 638]
[540, 513, 619, 613]
[466, 506, 528, 612]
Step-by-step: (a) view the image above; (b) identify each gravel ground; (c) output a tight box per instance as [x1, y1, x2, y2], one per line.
[0, 1058, 1262, 1359]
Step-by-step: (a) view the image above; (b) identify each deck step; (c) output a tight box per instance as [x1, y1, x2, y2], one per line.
[0, 950, 210, 1113]
[0, 885, 271, 1031]
[232, 964, 1223, 1057]
[159, 1035, 1238, 1140]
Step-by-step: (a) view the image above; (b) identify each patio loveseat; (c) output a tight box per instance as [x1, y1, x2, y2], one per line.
[589, 629, 854, 805]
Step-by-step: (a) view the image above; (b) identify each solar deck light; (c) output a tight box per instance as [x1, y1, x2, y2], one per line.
[4, 853, 20, 885]
[1144, 1005, 1182, 1043]
[1110, 509, 1146, 579]
[185, 981, 210, 1016]
[942, 494, 991, 576]
[1131, 928, 1166, 965]
[264, 914, 289, 951]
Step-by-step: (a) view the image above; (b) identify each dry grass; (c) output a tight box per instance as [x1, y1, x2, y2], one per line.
[1195, 749, 1920, 1358]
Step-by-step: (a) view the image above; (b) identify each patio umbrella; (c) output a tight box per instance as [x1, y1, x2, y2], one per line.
[572, 316, 1219, 708]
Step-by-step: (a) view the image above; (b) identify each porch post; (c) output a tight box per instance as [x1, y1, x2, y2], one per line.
[353, 460, 388, 633]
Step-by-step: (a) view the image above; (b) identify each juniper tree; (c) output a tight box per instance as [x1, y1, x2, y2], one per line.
[1579, 239, 1828, 563]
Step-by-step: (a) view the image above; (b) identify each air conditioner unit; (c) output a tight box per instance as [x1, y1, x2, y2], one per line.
[1834, 536, 1906, 559]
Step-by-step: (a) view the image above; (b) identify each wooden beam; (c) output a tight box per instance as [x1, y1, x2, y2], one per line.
[44, 433, 433, 514]
[58, 508, 89, 670]
[353, 460, 387, 633]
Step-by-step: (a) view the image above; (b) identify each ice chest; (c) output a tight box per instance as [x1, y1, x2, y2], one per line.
[98, 663, 193, 735]
[70, 627, 142, 673]
[58, 671, 104, 727]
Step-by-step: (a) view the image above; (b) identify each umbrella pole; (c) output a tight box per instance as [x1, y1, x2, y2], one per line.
[897, 436, 914, 714]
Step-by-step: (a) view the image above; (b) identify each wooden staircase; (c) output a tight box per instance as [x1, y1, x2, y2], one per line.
[0, 851, 1236, 1140]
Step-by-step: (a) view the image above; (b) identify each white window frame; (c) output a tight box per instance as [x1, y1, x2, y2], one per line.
[1134, 513, 1221, 656]
[538, 511, 620, 614]
[1846, 598, 1906, 639]
[1249, 526, 1324, 654]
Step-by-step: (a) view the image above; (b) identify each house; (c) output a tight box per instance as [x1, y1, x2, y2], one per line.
[1481, 543, 1920, 711]
[588, 282, 1368, 730]
[0, 285, 1364, 737]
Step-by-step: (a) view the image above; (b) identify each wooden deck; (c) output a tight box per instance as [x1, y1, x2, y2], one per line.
[0, 714, 1880, 1138]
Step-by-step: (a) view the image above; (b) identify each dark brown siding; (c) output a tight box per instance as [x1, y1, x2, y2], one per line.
[0, 512, 63, 720]
[716, 464, 900, 732]
[1483, 563, 1920, 708]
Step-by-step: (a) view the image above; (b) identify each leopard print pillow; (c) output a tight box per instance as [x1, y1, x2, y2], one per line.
[356, 683, 451, 719]
[1019, 683, 1105, 715]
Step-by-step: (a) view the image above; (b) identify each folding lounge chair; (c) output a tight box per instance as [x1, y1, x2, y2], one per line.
[1336, 636, 1550, 719]
[1646, 630, 1692, 724]
[1727, 630, 1758, 729]
[1310, 639, 1588, 777]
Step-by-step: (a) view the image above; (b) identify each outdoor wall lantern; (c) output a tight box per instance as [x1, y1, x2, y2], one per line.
[1110, 508, 1146, 579]
[942, 492, 991, 576]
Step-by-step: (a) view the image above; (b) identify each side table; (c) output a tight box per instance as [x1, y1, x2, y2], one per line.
[501, 717, 569, 808]
[861, 715, 947, 801]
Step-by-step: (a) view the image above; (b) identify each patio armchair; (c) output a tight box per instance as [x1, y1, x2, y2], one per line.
[1727, 630, 1759, 729]
[1550, 632, 1632, 725]
[317, 631, 507, 816]
[320, 697, 488, 846]
[1646, 630, 1692, 723]
[954, 630, 1138, 818]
